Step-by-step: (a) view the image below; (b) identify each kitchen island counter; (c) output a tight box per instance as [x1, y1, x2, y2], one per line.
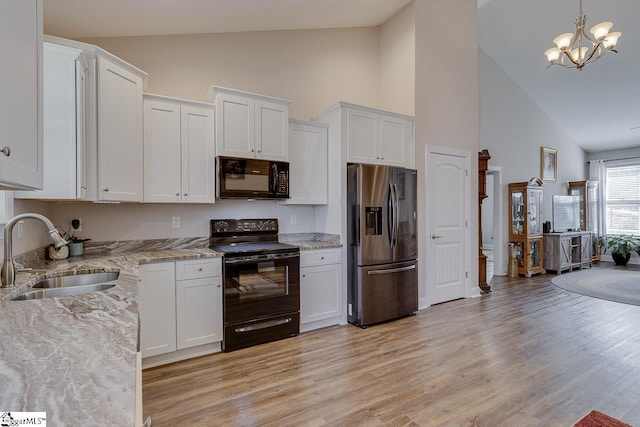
[0, 240, 221, 426]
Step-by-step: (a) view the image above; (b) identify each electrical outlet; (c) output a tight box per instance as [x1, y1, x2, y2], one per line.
[71, 218, 82, 232]
[172, 216, 181, 228]
[290, 215, 297, 225]
[17, 221, 24, 240]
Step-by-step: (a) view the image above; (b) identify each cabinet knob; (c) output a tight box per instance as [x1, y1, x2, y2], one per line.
[0, 146, 10, 157]
[103, 188, 109, 192]
[257, 149, 261, 153]
[251, 149, 254, 152]
[198, 268, 203, 271]
[217, 284, 221, 288]
[376, 156, 380, 160]
[176, 193, 180, 196]
[302, 274, 306, 278]
[321, 256, 325, 259]
[381, 157, 384, 160]
[184, 193, 188, 196]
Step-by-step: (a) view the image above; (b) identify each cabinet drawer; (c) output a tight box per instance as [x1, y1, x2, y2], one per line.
[176, 258, 221, 280]
[300, 249, 341, 267]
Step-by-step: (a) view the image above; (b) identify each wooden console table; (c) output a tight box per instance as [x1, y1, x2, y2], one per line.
[543, 232, 592, 274]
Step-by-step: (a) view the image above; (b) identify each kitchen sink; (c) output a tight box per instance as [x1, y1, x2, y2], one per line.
[12, 283, 116, 301]
[32, 271, 119, 288]
[10, 271, 119, 301]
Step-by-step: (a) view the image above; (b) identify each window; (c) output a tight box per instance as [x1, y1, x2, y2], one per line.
[606, 164, 640, 235]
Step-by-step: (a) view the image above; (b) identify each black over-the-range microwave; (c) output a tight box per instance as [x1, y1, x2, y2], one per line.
[217, 156, 290, 199]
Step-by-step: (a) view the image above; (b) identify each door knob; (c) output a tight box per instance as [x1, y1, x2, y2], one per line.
[431, 234, 444, 239]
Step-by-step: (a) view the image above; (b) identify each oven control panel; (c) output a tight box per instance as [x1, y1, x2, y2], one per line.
[211, 219, 279, 234]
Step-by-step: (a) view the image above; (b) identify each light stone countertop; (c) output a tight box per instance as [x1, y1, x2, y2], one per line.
[279, 232, 342, 250]
[0, 242, 221, 426]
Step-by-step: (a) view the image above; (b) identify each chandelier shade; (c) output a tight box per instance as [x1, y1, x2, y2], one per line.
[544, 0, 621, 70]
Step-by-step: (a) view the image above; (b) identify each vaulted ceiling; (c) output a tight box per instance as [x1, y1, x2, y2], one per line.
[43, 0, 640, 153]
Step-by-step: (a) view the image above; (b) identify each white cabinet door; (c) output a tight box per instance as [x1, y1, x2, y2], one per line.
[181, 105, 215, 203]
[255, 99, 288, 161]
[97, 56, 143, 201]
[143, 99, 182, 203]
[285, 120, 327, 204]
[139, 262, 177, 358]
[216, 92, 254, 159]
[378, 115, 410, 168]
[347, 108, 378, 165]
[176, 276, 223, 349]
[0, 0, 43, 190]
[301, 263, 342, 324]
[15, 43, 85, 200]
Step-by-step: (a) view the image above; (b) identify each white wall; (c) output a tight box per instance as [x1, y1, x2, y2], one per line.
[479, 49, 587, 270]
[379, 2, 415, 116]
[80, 28, 381, 121]
[415, 0, 479, 304]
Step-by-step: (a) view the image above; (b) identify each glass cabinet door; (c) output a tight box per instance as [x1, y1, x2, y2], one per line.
[512, 191, 524, 235]
[529, 239, 542, 269]
[528, 188, 542, 235]
[570, 187, 585, 231]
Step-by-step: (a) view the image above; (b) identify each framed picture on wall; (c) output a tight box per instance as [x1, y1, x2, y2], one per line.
[541, 147, 557, 181]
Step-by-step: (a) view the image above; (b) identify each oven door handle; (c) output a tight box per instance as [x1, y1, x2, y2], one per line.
[234, 317, 293, 333]
[224, 253, 299, 264]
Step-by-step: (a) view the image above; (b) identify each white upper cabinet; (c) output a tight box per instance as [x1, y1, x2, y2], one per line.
[346, 105, 414, 168]
[143, 94, 215, 203]
[281, 119, 328, 205]
[16, 43, 88, 200]
[208, 86, 290, 161]
[96, 56, 144, 202]
[0, 0, 43, 190]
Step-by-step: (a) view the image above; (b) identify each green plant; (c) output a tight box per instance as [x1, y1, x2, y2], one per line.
[604, 235, 640, 258]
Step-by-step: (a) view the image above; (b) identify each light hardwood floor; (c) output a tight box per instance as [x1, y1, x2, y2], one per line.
[143, 263, 640, 426]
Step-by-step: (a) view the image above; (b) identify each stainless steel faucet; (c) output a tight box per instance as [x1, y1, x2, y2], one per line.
[1, 213, 67, 288]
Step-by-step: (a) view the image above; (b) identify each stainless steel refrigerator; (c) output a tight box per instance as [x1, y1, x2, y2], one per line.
[347, 163, 418, 327]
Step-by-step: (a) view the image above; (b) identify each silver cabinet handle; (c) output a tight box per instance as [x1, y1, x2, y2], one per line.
[0, 146, 10, 157]
[431, 234, 444, 239]
[103, 188, 109, 192]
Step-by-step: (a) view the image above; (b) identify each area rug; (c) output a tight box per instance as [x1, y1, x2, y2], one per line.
[550, 269, 640, 306]
[573, 409, 631, 427]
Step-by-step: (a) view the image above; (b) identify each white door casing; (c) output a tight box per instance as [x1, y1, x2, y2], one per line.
[426, 147, 469, 305]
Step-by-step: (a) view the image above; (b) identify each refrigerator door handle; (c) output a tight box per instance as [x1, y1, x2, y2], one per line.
[387, 183, 394, 247]
[393, 183, 400, 247]
[367, 264, 416, 275]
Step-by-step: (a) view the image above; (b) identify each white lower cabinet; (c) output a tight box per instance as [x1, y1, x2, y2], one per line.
[139, 258, 222, 367]
[300, 248, 343, 332]
[138, 262, 176, 357]
[176, 275, 222, 349]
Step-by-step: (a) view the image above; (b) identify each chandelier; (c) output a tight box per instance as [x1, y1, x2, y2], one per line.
[544, 0, 621, 70]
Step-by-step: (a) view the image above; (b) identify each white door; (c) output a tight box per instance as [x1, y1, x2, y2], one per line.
[377, 115, 407, 167]
[139, 262, 177, 358]
[426, 149, 469, 305]
[97, 56, 143, 201]
[143, 98, 181, 203]
[347, 108, 378, 164]
[255, 99, 288, 161]
[181, 105, 215, 203]
[216, 92, 254, 158]
[0, 0, 43, 190]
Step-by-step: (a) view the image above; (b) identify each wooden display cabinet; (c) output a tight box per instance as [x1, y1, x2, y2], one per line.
[568, 180, 600, 262]
[509, 178, 546, 277]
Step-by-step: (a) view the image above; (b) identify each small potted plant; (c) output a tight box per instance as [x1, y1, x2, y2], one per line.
[604, 235, 640, 266]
